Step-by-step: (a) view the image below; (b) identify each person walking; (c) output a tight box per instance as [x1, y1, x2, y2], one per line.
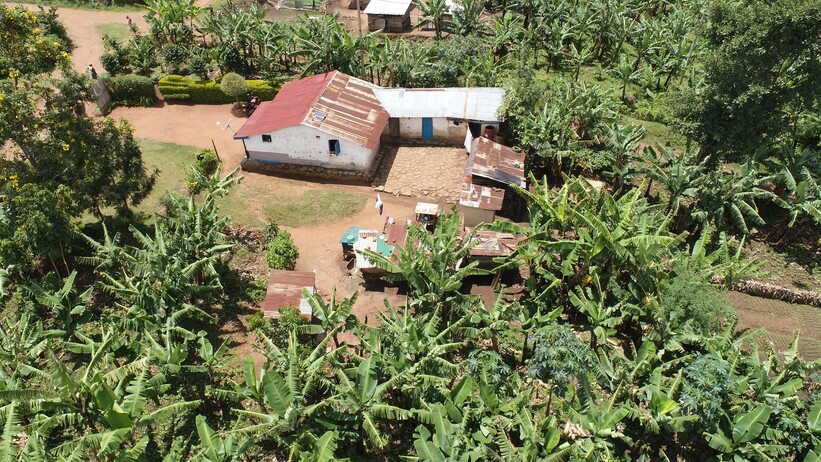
[87, 64, 97, 79]
[126, 15, 132, 26]
[375, 193, 384, 216]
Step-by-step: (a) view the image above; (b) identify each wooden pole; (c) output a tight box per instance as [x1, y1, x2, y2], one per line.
[211, 139, 222, 162]
[355, 0, 363, 40]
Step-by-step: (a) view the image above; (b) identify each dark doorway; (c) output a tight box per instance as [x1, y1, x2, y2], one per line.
[468, 122, 481, 138]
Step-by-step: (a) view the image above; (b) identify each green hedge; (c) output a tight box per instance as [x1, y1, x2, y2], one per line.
[105, 74, 155, 107]
[158, 75, 278, 104]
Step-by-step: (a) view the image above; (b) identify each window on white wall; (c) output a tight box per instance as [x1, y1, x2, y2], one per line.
[328, 139, 340, 155]
[261, 134, 272, 142]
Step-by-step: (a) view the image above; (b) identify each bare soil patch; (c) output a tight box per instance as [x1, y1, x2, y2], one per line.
[725, 290, 821, 360]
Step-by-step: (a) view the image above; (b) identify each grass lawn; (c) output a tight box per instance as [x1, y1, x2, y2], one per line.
[95, 22, 132, 42]
[261, 189, 366, 228]
[137, 139, 199, 215]
[621, 115, 687, 150]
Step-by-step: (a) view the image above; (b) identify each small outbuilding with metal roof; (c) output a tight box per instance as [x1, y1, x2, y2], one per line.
[458, 182, 505, 227]
[234, 71, 389, 172]
[364, 0, 412, 32]
[262, 270, 317, 319]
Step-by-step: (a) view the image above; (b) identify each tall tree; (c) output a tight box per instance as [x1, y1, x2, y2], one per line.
[674, 0, 821, 161]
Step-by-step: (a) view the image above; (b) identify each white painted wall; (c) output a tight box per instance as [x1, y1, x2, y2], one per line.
[243, 124, 377, 171]
[397, 117, 499, 142]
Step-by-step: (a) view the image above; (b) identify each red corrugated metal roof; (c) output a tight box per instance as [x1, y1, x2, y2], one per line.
[262, 270, 316, 318]
[234, 71, 389, 150]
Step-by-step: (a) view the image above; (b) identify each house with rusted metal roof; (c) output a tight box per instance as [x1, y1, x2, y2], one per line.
[463, 136, 527, 220]
[364, 0, 412, 32]
[372, 87, 505, 143]
[234, 71, 389, 173]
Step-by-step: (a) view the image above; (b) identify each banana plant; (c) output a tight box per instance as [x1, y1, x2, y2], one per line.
[321, 352, 411, 451]
[191, 415, 252, 462]
[23, 270, 91, 336]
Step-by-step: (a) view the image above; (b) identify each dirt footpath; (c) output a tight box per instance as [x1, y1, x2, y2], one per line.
[7, 3, 148, 74]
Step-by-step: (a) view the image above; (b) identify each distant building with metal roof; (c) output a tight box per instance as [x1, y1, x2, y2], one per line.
[262, 270, 316, 319]
[364, 0, 412, 32]
[468, 230, 519, 266]
[235, 71, 389, 172]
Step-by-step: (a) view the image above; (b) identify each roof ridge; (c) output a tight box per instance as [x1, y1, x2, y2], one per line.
[299, 70, 339, 125]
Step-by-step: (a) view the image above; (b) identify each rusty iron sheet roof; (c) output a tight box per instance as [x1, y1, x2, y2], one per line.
[235, 71, 389, 150]
[465, 137, 526, 187]
[385, 220, 409, 247]
[468, 230, 519, 258]
[459, 182, 504, 211]
[263, 270, 316, 318]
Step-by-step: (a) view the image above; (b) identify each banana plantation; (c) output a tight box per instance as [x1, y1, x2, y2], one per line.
[0, 0, 820, 460]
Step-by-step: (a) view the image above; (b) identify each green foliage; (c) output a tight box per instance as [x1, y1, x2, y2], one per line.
[656, 269, 735, 341]
[245, 312, 268, 332]
[0, 5, 70, 78]
[158, 74, 276, 104]
[2, 3, 821, 461]
[361, 211, 490, 316]
[219, 72, 249, 103]
[186, 148, 221, 195]
[528, 322, 595, 394]
[162, 43, 189, 70]
[265, 229, 299, 271]
[262, 306, 311, 349]
[679, 353, 736, 426]
[674, 0, 821, 161]
[105, 73, 156, 107]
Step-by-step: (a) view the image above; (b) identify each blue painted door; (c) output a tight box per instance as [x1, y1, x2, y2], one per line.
[421, 118, 433, 140]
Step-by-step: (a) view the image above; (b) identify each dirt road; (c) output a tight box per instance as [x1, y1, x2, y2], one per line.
[8, 3, 148, 74]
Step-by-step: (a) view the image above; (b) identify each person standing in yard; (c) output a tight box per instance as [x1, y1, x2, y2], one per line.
[126, 15, 132, 26]
[87, 64, 97, 79]
[375, 193, 384, 216]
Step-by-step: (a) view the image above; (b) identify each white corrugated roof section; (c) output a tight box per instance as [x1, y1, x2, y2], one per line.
[363, 0, 412, 16]
[373, 87, 505, 122]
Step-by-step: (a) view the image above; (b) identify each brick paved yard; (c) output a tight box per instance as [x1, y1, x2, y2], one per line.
[725, 291, 821, 360]
[372, 145, 468, 203]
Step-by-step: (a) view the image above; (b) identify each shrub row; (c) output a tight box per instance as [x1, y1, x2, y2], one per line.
[103, 74, 155, 108]
[158, 75, 277, 104]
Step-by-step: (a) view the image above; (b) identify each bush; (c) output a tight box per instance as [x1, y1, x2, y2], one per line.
[220, 72, 249, 103]
[100, 52, 125, 75]
[105, 74, 155, 107]
[188, 56, 211, 81]
[245, 306, 311, 349]
[162, 44, 189, 70]
[657, 269, 736, 339]
[158, 75, 277, 104]
[265, 230, 299, 270]
[185, 148, 221, 194]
